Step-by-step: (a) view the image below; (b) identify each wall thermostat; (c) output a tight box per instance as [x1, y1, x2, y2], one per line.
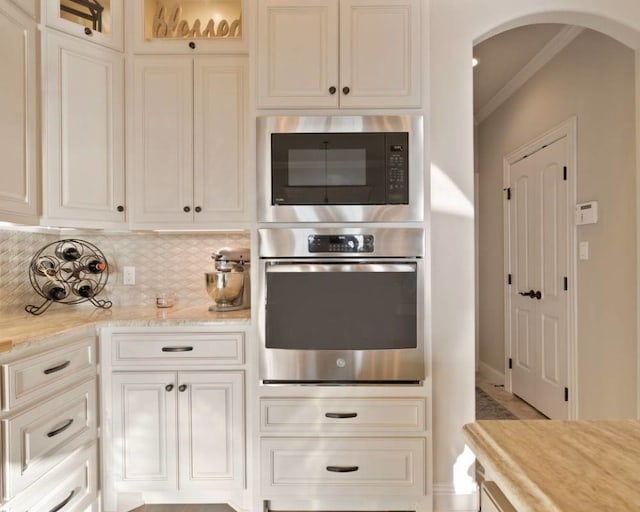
[575, 201, 598, 225]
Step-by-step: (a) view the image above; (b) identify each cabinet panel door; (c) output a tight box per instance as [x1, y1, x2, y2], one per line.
[257, 0, 338, 108]
[43, 31, 125, 226]
[131, 57, 194, 225]
[44, 0, 123, 51]
[193, 56, 248, 223]
[2, 379, 97, 500]
[111, 372, 178, 491]
[0, 0, 38, 223]
[339, 0, 421, 108]
[177, 371, 244, 489]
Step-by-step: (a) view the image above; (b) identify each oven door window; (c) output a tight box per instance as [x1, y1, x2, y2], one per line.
[271, 133, 387, 205]
[265, 263, 417, 350]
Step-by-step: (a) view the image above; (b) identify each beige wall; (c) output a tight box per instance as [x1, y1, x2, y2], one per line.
[477, 29, 637, 418]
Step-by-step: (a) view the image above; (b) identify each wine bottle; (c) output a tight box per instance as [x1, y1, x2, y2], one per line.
[42, 281, 68, 301]
[55, 242, 81, 261]
[73, 280, 96, 298]
[32, 256, 58, 277]
[80, 255, 106, 274]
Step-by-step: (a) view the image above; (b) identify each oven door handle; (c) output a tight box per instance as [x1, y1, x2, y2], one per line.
[265, 263, 416, 273]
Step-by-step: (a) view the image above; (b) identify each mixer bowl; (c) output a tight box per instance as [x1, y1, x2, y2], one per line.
[205, 270, 245, 308]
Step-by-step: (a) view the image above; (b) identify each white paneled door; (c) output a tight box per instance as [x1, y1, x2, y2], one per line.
[508, 136, 569, 419]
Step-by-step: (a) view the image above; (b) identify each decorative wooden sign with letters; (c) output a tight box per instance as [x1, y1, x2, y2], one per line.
[152, 4, 241, 38]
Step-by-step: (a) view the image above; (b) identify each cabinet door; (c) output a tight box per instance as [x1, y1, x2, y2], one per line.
[339, 0, 421, 108]
[44, 0, 123, 51]
[177, 372, 244, 489]
[111, 372, 178, 491]
[43, 30, 125, 227]
[0, 0, 38, 224]
[130, 57, 194, 226]
[194, 57, 248, 224]
[129, 0, 247, 54]
[257, 0, 339, 108]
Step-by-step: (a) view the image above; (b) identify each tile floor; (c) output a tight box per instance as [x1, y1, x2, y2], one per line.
[476, 373, 547, 420]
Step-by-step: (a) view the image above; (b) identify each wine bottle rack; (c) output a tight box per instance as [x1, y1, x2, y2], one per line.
[25, 239, 113, 315]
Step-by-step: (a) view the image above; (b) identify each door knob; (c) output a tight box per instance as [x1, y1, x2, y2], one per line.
[534, 290, 542, 300]
[519, 290, 535, 298]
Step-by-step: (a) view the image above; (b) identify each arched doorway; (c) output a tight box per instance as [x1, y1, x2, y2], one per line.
[429, 3, 640, 509]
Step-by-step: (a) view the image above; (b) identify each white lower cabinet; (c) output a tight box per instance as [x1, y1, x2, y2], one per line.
[2, 443, 99, 512]
[261, 437, 424, 498]
[112, 370, 244, 492]
[0, 332, 98, 511]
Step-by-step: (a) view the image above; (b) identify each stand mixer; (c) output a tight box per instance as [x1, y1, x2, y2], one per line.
[205, 248, 250, 312]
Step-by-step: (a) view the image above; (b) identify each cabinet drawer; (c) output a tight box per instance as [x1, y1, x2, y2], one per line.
[2, 379, 97, 500]
[261, 437, 425, 498]
[2, 442, 98, 512]
[111, 332, 244, 366]
[261, 398, 426, 432]
[1, 336, 96, 410]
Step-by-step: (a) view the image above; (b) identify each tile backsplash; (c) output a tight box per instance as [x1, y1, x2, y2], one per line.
[0, 228, 250, 310]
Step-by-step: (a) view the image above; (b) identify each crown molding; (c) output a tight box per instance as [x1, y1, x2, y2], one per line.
[476, 25, 584, 124]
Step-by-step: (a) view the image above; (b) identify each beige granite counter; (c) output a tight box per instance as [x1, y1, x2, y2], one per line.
[0, 304, 251, 354]
[463, 419, 640, 512]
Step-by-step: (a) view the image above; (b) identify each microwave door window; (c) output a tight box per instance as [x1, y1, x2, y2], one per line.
[271, 133, 387, 205]
[265, 268, 417, 350]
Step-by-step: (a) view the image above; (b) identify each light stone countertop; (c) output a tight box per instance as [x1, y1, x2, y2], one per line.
[0, 303, 251, 354]
[463, 419, 640, 512]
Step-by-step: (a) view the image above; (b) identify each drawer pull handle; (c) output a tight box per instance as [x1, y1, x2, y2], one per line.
[48, 489, 75, 512]
[325, 412, 358, 419]
[179, 384, 188, 392]
[326, 465, 359, 473]
[44, 360, 71, 375]
[161, 346, 194, 352]
[47, 419, 74, 438]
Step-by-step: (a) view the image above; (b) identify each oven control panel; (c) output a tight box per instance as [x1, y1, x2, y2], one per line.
[308, 235, 374, 253]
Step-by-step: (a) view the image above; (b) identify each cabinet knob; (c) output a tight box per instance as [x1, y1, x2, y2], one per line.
[184, 206, 191, 213]
[195, 206, 202, 213]
[178, 384, 188, 392]
[188, 41, 196, 49]
[84, 27, 93, 36]
[165, 384, 174, 392]
[342, 86, 350, 95]
[117, 205, 124, 212]
[329, 86, 337, 95]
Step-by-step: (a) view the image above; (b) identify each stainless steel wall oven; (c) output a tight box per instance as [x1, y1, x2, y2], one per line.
[257, 115, 424, 223]
[258, 228, 425, 383]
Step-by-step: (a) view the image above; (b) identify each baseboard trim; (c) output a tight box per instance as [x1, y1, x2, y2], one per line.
[434, 483, 478, 511]
[478, 361, 505, 385]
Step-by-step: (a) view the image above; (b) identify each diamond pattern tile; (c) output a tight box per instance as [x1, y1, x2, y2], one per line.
[0, 228, 250, 310]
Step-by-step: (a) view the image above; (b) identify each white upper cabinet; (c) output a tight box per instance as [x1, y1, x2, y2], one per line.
[129, 0, 247, 54]
[42, 30, 126, 228]
[257, 0, 421, 108]
[130, 55, 248, 228]
[44, 0, 124, 51]
[0, 0, 39, 224]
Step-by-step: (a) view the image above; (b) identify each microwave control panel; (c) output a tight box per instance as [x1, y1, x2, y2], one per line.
[308, 235, 374, 253]
[386, 132, 409, 204]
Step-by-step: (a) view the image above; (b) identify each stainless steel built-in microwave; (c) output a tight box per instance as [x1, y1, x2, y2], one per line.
[257, 115, 424, 223]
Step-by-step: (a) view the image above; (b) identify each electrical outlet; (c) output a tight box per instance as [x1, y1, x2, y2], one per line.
[123, 266, 135, 285]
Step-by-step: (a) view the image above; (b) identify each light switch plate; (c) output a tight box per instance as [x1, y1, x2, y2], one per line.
[579, 241, 589, 260]
[575, 201, 598, 225]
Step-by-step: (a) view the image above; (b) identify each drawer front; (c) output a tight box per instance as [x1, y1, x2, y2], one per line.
[261, 438, 425, 498]
[2, 379, 97, 500]
[261, 398, 426, 432]
[111, 332, 244, 366]
[2, 442, 98, 512]
[2, 336, 96, 410]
